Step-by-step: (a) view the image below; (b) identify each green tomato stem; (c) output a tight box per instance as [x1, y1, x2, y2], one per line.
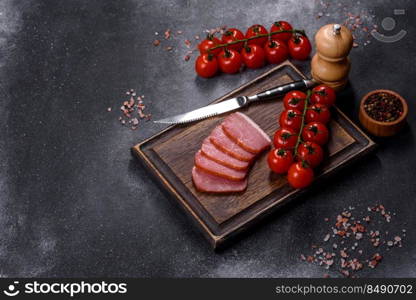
[294, 90, 311, 157]
[208, 29, 306, 52]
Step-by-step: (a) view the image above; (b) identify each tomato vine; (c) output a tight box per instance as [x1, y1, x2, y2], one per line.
[294, 90, 311, 157]
[208, 29, 306, 52]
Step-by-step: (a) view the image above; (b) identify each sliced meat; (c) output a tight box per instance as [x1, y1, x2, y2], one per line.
[192, 167, 247, 193]
[194, 150, 246, 181]
[209, 126, 255, 162]
[222, 112, 271, 154]
[201, 138, 249, 171]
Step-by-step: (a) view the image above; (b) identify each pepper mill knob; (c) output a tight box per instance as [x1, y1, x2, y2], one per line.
[311, 23, 354, 91]
[333, 24, 341, 35]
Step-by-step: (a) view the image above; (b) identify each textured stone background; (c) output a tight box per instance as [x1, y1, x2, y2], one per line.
[0, 0, 414, 277]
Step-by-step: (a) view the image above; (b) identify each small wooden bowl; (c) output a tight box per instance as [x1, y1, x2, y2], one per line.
[359, 89, 408, 137]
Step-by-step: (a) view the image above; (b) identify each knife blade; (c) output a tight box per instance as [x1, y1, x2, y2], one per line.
[154, 78, 317, 124]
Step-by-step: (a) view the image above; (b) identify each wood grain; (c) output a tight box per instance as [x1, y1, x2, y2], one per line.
[132, 61, 376, 249]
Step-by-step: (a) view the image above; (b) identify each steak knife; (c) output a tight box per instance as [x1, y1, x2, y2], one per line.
[154, 79, 317, 124]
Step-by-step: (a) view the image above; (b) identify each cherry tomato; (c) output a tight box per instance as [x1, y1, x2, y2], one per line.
[283, 90, 307, 111]
[242, 44, 265, 69]
[273, 127, 297, 149]
[302, 122, 329, 145]
[221, 28, 245, 52]
[310, 85, 337, 107]
[270, 20, 293, 42]
[218, 49, 242, 74]
[268, 148, 293, 174]
[297, 141, 323, 168]
[195, 54, 218, 78]
[245, 24, 268, 46]
[288, 34, 312, 60]
[306, 103, 331, 124]
[287, 162, 314, 189]
[198, 35, 222, 56]
[279, 109, 302, 132]
[264, 40, 289, 64]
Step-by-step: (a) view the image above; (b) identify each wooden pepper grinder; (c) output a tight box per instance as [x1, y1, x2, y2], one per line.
[311, 24, 353, 91]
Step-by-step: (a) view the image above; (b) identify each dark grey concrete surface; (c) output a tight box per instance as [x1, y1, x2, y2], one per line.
[0, 0, 415, 277]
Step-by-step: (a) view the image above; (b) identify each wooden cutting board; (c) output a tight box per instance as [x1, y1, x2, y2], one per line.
[132, 61, 376, 249]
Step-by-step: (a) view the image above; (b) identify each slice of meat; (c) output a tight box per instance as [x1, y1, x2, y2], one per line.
[209, 126, 255, 162]
[222, 112, 271, 154]
[194, 150, 246, 181]
[192, 166, 247, 193]
[201, 138, 249, 171]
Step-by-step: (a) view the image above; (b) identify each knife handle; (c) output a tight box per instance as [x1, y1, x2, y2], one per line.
[249, 79, 315, 103]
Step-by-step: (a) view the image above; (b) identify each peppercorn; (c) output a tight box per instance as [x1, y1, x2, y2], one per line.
[364, 92, 403, 122]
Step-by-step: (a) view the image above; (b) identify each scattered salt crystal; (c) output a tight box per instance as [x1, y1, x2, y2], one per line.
[114, 89, 152, 130]
[326, 259, 334, 266]
[164, 29, 171, 40]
